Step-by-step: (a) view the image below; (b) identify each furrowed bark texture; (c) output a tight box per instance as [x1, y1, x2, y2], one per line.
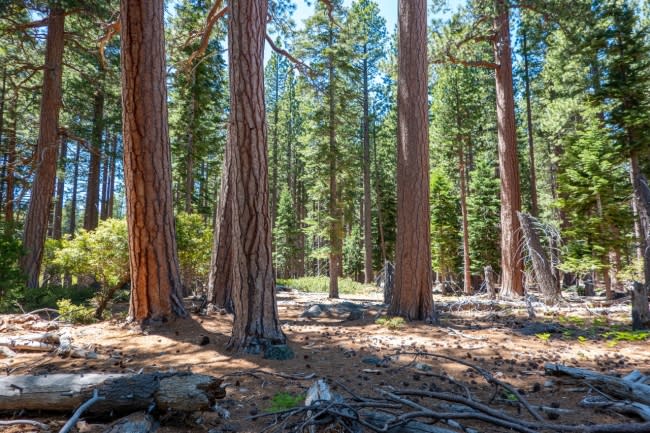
[391, 0, 433, 321]
[120, 0, 186, 322]
[20, 8, 65, 288]
[493, 0, 523, 297]
[225, 0, 285, 352]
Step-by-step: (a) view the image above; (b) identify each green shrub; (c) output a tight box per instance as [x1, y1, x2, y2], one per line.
[266, 392, 304, 413]
[0, 228, 25, 311]
[56, 298, 98, 324]
[51, 219, 129, 317]
[175, 213, 212, 293]
[277, 276, 373, 295]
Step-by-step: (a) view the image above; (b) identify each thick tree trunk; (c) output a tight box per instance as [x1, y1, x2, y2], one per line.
[0, 373, 225, 413]
[20, 7, 65, 288]
[518, 211, 560, 304]
[328, 24, 340, 299]
[208, 147, 233, 312]
[84, 90, 104, 231]
[3, 95, 17, 233]
[224, 0, 286, 352]
[391, 0, 433, 321]
[522, 31, 538, 217]
[362, 51, 374, 285]
[629, 152, 650, 326]
[121, 0, 186, 322]
[492, 0, 523, 298]
[52, 137, 67, 240]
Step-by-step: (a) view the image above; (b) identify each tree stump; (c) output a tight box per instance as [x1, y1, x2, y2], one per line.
[484, 266, 496, 300]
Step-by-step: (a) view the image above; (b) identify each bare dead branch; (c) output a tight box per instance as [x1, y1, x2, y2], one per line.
[265, 35, 314, 77]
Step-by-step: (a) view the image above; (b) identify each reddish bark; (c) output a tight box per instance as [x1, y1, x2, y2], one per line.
[390, 0, 433, 321]
[121, 0, 186, 322]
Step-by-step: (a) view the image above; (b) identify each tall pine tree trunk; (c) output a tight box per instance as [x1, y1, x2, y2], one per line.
[390, 0, 433, 321]
[327, 24, 340, 299]
[208, 147, 233, 311]
[4, 94, 17, 234]
[459, 144, 472, 295]
[69, 143, 80, 235]
[362, 50, 373, 284]
[492, 0, 523, 298]
[84, 90, 104, 230]
[20, 7, 65, 288]
[107, 134, 117, 219]
[52, 137, 67, 240]
[100, 135, 109, 220]
[121, 0, 186, 322]
[184, 72, 196, 214]
[630, 151, 650, 295]
[0, 66, 6, 212]
[522, 31, 538, 217]
[224, 0, 285, 352]
[270, 57, 279, 227]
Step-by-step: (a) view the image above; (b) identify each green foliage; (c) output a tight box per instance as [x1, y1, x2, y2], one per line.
[375, 315, 405, 330]
[266, 392, 304, 413]
[0, 228, 24, 310]
[429, 167, 460, 280]
[273, 188, 302, 278]
[343, 225, 363, 280]
[602, 330, 650, 342]
[277, 276, 370, 295]
[56, 299, 98, 324]
[535, 332, 551, 342]
[52, 219, 129, 292]
[175, 212, 212, 292]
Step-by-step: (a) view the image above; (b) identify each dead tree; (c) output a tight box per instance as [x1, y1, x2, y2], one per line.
[518, 211, 560, 304]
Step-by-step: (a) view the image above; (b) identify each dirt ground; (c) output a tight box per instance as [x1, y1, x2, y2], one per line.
[1, 289, 648, 432]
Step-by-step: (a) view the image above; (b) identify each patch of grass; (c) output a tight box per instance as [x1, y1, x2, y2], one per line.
[577, 335, 587, 344]
[266, 392, 304, 413]
[535, 332, 551, 342]
[375, 316, 406, 330]
[602, 330, 650, 342]
[277, 277, 374, 295]
[558, 315, 586, 327]
[592, 317, 609, 327]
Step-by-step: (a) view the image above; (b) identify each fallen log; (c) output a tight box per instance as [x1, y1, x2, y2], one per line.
[0, 372, 226, 413]
[580, 396, 650, 421]
[545, 363, 650, 405]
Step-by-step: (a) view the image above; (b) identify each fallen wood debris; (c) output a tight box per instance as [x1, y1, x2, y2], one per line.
[545, 363, 650, 406]
[0, 372, 226, 413]
[0, 331, 97, 359]
[249, 353, 650, 433]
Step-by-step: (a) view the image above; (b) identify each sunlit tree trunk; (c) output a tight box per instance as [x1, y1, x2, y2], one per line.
[21, 7, 65, 288]
[493, 0, 523, 298]
[390, 0, 433, 321]
[223, 0, 285, 352]
[121, 0, 186, 322]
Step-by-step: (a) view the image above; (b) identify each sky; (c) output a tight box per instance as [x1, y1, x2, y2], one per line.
[289, 0, 465, 33]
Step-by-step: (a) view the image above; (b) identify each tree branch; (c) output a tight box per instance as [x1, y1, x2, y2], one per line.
[184, 1, 228, 69]
[98, 19, 120, 70]
[265, 35, 314, 77]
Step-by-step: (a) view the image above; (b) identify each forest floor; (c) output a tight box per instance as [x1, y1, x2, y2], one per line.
[1, 288, 649, 433]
